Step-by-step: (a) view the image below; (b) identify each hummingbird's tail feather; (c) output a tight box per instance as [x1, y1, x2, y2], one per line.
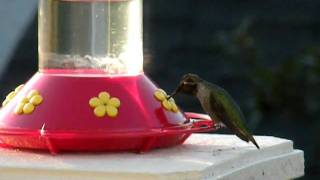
[234, 130, 260, 149]
[220, 120, 260, 149]
[248, 135, 260, 149]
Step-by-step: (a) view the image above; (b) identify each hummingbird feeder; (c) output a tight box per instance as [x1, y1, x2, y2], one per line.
[0, 0, 215, 154]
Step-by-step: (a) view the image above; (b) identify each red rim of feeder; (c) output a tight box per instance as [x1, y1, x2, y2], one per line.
[0, 112, 215, 154]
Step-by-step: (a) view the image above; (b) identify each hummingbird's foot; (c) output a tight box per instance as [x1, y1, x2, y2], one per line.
[214, 123, 226, 130]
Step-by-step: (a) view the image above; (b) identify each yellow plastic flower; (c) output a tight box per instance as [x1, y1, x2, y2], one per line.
[154, 89, 179, 113]
[2, 84, 24, 107]
[14, 89, 43, 115]
[89, 91, 121, 118]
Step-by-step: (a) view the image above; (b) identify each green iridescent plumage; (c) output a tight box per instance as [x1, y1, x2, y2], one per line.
[170, 73, 260, 149]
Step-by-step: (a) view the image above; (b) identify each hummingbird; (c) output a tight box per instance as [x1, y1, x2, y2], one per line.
[169, 73, 260, 149]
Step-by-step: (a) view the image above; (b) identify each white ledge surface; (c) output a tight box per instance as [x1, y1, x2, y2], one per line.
[0, 134, 304, 180]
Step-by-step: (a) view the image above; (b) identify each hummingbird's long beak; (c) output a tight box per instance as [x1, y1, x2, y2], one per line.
[168, 82, 184, 99]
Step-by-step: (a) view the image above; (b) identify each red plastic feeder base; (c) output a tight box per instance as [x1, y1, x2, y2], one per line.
[0, 72, 215, 154]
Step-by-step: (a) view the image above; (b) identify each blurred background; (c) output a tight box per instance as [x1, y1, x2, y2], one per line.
[0, 0, 319, 179]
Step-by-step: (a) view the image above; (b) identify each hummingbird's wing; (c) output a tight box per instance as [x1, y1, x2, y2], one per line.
[208, 85, 260, 149]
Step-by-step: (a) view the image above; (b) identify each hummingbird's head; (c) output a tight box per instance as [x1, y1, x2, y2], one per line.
[169, 73, 202, 98]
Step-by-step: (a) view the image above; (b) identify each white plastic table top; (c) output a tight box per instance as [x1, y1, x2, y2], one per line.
[0, 134, 304, 180]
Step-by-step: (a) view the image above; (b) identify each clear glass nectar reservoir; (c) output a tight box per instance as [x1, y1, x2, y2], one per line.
[39, 0, 143, 75]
